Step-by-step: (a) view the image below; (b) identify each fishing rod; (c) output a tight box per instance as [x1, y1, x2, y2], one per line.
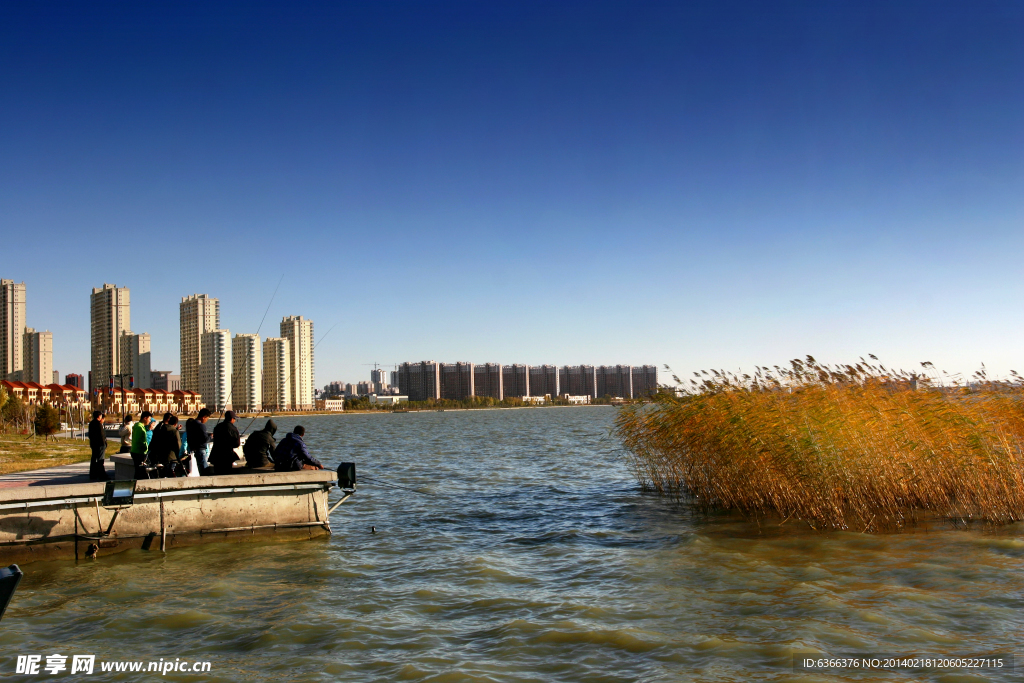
[219, 274, 284, 428]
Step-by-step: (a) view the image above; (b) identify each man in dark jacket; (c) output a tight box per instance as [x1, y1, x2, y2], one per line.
[185, 408, 212, 475]
[87, 410, 109, 481]
[149, 413, 182, 476]
[242, 419, 277, 469]
[210, 411, 241, 475]
[273, 426, 324, 471]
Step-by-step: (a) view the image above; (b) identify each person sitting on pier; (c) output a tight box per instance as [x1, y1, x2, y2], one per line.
[118, 414, 134, 454]
[130, 411, 153, 478]
[149, 413, 182, 476]
[88, 410, 110, 481]
[242, 419, 277, 470]
[273, 426, 324, 472]
[210, 411, 242, 475]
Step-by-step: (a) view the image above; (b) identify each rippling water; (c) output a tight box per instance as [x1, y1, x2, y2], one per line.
[4, 407, 1023, 681]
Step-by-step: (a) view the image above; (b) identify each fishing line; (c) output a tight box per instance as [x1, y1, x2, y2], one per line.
[312, 321, 339, 351]
[220, 274, 285, 427]
[236, 318, 338, 434]
[357, 474, 442, 497]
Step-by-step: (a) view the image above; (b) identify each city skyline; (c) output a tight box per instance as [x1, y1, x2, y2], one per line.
[3, 3, 1022, 385]
[2, 278, 321, 411]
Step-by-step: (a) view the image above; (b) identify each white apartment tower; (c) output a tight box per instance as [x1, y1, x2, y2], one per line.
[280, 316, 314, 410]
[22, 328, 53, 385]
[180, 294, 220, 395]
[1, 279, 26, 381]
[118, 332, 151, 389]
[262, 337, 291, 412]
[199, 329, 232, 413]
[370, 368, 389, 393]
[231, 333, 262, 413]
[90, 284, 130, 393]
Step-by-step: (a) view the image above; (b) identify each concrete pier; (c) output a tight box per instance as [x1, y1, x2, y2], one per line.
[0, 467, 339, 565]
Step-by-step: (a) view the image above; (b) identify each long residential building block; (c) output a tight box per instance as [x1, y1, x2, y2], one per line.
[529, 365, 559, 397]
[473, 363, 503, 400]
[398, 361, 441, 401]
[502, 364, 529, 398]
[440, 362, 474, 400]
[560, 365, 597, 398]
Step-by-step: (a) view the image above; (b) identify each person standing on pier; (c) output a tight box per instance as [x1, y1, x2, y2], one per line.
[88, 410, 110, 481]
[185, 409, 212, 475]
[210, 411, 241, 475]
[149, 412, 182, 476]
[118, 414, 134, 454]
[130, 411, 152, 478]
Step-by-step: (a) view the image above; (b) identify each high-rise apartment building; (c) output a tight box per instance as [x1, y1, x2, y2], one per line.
[21, 327, 34, 383]
[370, 368, 389, 393]
[90, 284, 130, 393]
[231, 333, 262, 413]
[22, 328, 53, 385]
[473, 363, 503, 400]
[179, 294, 220, 395]
[280, 315, 314, 410]
[0, 279, 26, 381]
[398, 361, 440, 401]
[118, 331, 151, 389]
[262, 337, 291, 412]
[597, 365, 633, 398]
[440, 362, 474, 400]
[560, 365, 598, 398]
[631, 365, 658, 397]
[502, 364, 530, 398]
[65, 373, 83, 389]
[529, 365, 559, 397]
[199, 329, 231, 412]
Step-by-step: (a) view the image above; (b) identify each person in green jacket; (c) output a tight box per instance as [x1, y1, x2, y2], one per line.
[130, 411, 153, 477]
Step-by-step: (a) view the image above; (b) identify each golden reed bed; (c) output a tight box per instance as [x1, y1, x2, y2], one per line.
[616, 357, 1024, 531]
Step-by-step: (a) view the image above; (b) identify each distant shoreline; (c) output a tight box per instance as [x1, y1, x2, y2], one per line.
[234, 403, 617, 419]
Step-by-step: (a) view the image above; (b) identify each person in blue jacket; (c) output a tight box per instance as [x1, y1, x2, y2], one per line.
[272, 426, 323, 471]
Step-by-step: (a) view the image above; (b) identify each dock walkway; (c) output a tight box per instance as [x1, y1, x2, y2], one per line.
[0, 461, 106, 489]
[0, 462, 340, 565]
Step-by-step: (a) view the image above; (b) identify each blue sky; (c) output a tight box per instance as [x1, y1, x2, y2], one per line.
[2, 1, 1022, 386]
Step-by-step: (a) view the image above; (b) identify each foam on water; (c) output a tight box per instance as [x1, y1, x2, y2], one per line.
[3, 408, 1023, 681]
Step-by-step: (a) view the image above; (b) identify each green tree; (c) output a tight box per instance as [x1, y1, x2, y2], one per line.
[2, 395, 25, 433]
[34, 403, 62, 440]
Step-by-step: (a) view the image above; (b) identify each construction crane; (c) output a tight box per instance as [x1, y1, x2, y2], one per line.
[362, 362, 399, 384]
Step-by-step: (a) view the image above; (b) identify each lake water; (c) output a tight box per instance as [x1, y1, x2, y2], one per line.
[4, 407, 1022, 681]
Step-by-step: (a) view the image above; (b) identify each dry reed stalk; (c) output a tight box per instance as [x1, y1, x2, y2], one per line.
[616, 357, 1024, 531]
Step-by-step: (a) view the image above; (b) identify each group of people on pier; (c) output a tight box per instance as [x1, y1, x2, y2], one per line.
[87, 409, 324, 480]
